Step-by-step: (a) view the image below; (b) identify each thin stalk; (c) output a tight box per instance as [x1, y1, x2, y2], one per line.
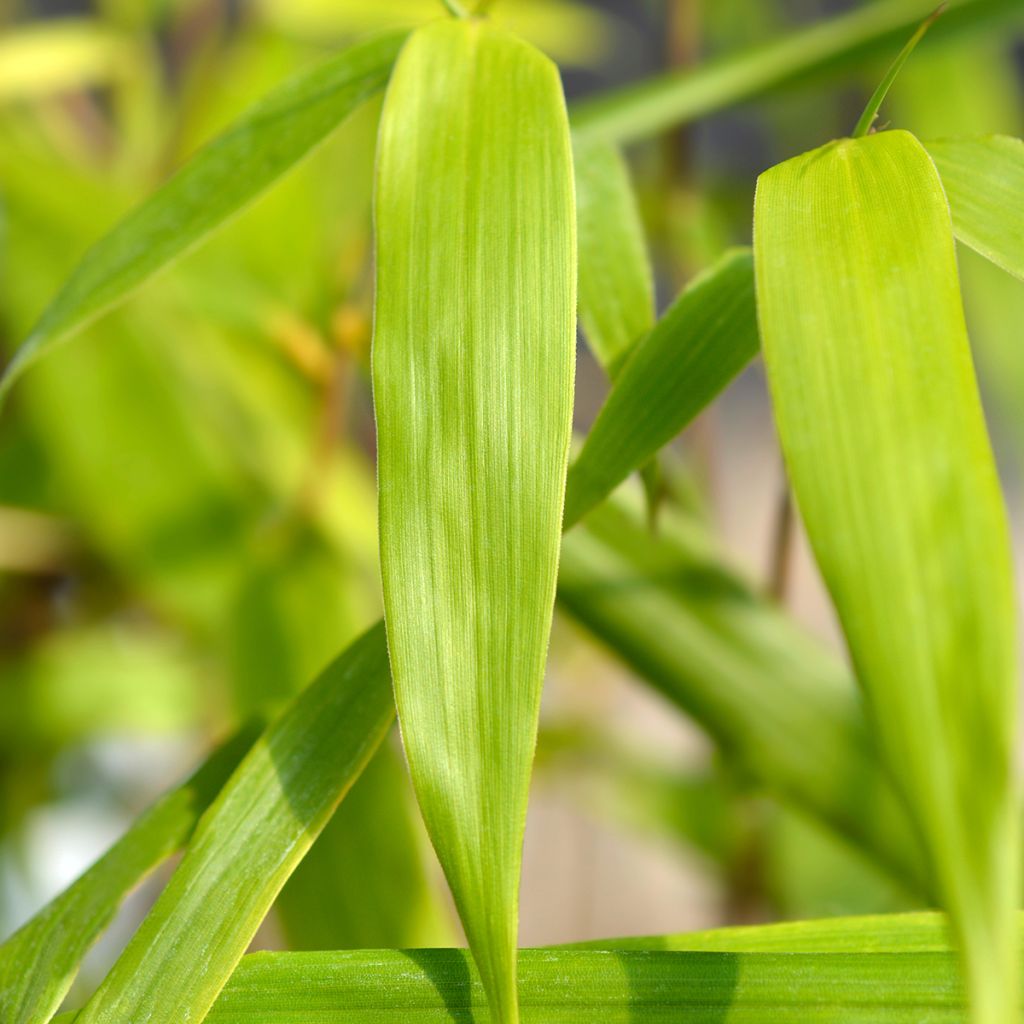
[852, 4, 946, 137]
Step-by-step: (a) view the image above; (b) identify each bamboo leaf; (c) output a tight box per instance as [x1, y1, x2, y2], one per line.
[71, 623, 394, 1024]
[563, 249, 757, 530]
[373, 20, 576, 1024]
[574, 137, 654, 374]
[755, 128, 1019, 1024]
[0, 30, 405, 404]
[558, 489, 928, 892]
[926, 135, 1024, 282]
[584, 910, 960, 953]
[570, 0, 1024, 144]
[0, 728, 255, 1024]
[195, 948, 985, 1023]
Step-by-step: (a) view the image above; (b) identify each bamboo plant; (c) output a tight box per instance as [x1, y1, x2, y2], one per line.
[2, 0, 1024, 1022]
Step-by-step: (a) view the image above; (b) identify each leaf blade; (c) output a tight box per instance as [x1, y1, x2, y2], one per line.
[0, 29, 405, 403]
[926, 134, 1024, 281]
[755, 129, 1019, 1024]
[72, 623, 394, 1024]
[373, 21, 576, 1024]
[0, 728, 255, 1024]
[563, 249, 758, 530]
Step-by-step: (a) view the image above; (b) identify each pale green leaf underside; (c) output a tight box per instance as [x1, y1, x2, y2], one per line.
[72, 623, 394, 1024]
[926, 135, 1024, 282]
[0, 728, 254, 1024]
[756, 129, 1019, 1023]
[574, 137, 654, 373]
[0, 29, 405, 402]
[564, 249, 757, 530]
[373, 21, 576, 1024]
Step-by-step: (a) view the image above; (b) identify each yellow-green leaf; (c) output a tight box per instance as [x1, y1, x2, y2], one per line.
[755, 128, 1019, 1024]
[926, 135, 1024, 281]
[373, 20, 576, 1024]
[0, 728, 255, 1024]
[563, 249, 757, 529]
[574, 137, 654, 374]
[71, 623, 394, 1024]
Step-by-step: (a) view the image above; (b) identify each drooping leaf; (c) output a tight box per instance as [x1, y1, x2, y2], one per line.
[755, 128, 1019, 1024]
[71, 623, 394, 1024]
[570, 0, 1024, 144]
[926, 135, 1024, 282]
[574, 137, 654, 374]
[0, 727, 255, 1024]
[196, 947, 984, 1023]
[563, 249, 757, 530]
[373, 20, 576, 1024]
[557, 489, 928, 893]
[0, 30, 406, 403]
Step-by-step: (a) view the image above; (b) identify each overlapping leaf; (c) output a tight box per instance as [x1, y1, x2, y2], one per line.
[0, 728, 254, 1024]
[756, 128, 1019, 1024]
[564, 249, 757, 529]
[197, 948, 979, 1023]
[372, 21, 576, 1024]
[574, 137, 654, 374]
[926, 135, 1024, 281]
[70, 623, 393, 1024]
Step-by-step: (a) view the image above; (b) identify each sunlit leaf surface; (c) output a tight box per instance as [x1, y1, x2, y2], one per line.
[927, 135, 1024, 281]
[755, 128, 1019, 1024]
[373, 20, 576, 1024]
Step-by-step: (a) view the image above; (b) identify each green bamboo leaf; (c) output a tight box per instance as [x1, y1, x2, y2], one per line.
[563, 249, 757, 530]
[558, 490, 928, 892]
[755, 128, 1019, 1024]
[373, 20, 575, 1024]
[926, 135, 1024, 282]
[194, 948, 989, 1023]
[570, 0, 1023, 144]
[71, 623, 393, 1024]
[574, 137, 654, 374]
[0, 30, 405, 404]
[585, 910, 960, 953]
[0, 728, 255, 1024]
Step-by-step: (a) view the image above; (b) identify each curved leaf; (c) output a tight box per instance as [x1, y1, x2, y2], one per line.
[563, 249, 757, 530]
[72, 623, 394, 1024]
[926, 135, 1024, 282]
[756, 128, 1019, 1024]
[373, 20, 576, 1024]
[0, 728, 255, 1024]
[0, 30, 405, 403]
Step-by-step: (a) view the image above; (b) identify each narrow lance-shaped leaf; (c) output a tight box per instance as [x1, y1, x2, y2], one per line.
[0, 727, 255, 1024]
[197, 948, 990, 1024]
[0, 30, 406, 404]
[563, 248, 758, 529]
[755, 128, 1019, 1024]
[373, 20, 576, 1024]
[71, 623, 394, 1024]
[574, 137, 654, 374]
[926, 135, 1024, 282]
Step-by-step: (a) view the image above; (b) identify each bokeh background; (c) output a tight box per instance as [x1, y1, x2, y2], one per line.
[2, 0, 1023, 1000]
